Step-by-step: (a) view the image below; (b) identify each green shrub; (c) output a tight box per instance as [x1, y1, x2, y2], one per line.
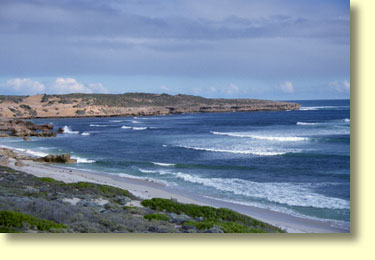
[144, 213, 169, 222]
[184, 220, 214, 230]
[66, 182, 136, 199]
[39, 177, 60, 184]
[141, 198, 284, 233]
[75, 109, 86, 115]
[0, 210, 66, 233]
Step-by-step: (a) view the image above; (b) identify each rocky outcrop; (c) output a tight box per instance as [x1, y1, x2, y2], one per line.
[0, 148, 77, 166]
[36, 154, 77, 164]
[0, 93, 301, 119]
[0, 119, 58, 138]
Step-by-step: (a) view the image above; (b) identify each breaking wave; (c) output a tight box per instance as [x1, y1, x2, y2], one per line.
[178, 145, 288, 156]
[89, 124, 116, 127]
[173, 172, 350, 209]
[210, 131, 308, 142]
[133, 127, 148, 131]
[72, 156, 96, 163]
[152, 162, 176, 167]
[63, 126, 79, 134]
[296, 122, 319, 126]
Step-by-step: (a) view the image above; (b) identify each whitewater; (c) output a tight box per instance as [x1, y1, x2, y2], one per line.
[0, 99, 350, 231]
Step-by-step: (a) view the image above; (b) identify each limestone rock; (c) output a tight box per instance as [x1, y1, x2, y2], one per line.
[15, 160, 25, 167]
[37, 154, 77, 164]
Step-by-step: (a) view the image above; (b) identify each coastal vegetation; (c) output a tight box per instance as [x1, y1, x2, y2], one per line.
[0, 165, 284, 233]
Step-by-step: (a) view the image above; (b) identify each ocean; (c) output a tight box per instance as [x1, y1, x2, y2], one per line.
[0, 99, 350, 230]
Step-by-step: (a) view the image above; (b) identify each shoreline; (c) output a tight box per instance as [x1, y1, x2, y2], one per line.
[3, 147, 348, 233]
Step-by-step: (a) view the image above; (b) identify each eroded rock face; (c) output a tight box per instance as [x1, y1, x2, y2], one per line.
[0, 147, 78, 166]
[37, 154, 77, 164]
[0, 119, 58, 138]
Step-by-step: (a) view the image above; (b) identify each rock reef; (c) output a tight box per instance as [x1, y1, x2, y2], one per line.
[0, 119, 56, 138]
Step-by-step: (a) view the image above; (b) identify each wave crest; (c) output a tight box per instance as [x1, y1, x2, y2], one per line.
[178, 145, 287, 156]
[174, 172, 350, 209]
[63, 126, 79, 134]
[210, 131, 308, 142]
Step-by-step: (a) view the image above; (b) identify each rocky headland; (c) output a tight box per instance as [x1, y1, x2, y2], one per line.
[0, 93, 300, 119]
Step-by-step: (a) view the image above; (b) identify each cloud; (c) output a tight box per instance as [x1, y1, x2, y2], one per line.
[225, 83, 240, 95]
[329, 80, 350, 92]
[87, 82, 109, 93]
[4, 78, 45, 94]
[50, 78, 109, 94]
[160, 85, 170, 92]
[51, 77, 92, 94]
[279, 81, 294, 94]
[1, 77, 108, 95]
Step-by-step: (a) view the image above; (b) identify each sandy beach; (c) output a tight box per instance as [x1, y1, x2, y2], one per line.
[3, 148, 347, 233]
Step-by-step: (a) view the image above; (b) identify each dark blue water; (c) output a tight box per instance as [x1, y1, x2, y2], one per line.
[0, 99, 350, 229]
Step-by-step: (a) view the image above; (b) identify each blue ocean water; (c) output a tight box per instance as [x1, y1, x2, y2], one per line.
[0, 99, 350, 229]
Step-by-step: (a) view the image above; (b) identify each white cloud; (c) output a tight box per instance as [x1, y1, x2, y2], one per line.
[4, 78, 45, 94]
[160, 85, 170, 92]
[225, 83, 240, 95]
[2, 77, 108, 95]
[87, 82, 109, 93]
[329, 80, 350, 92]
[279, 81, 294, 94]
[50, 77, 93, 94]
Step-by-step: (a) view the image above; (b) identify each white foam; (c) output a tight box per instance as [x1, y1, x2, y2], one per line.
[89, 124, 116, 127]
[296, 122, 319, 126]
[344, 118, 350, 123]
[19, 148, 49, 157]
[117, 173, 168, 186]
[81, 132, 90, 136]
[0, 145, 49, 157]
[210, 131, 308, 142]
[152, 162, 176, 167]
[173, 172, 350, 209]
[138, 168, 159, 174]
[178, 145, 287, 156]
[121, 126, 148, 130]
[109, 120, 125, 123]
[63, 126, 79, 134]
[133, 127, 148, 130]
[131, 120, 141, 124]
[72, 157, 96, 163]
[299, 106, 348, 111]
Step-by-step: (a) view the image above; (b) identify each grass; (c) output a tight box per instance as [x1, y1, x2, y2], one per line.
[0, 210, 67, 233]
[144, 213, 170, 222]
[141, 198, 284, 233]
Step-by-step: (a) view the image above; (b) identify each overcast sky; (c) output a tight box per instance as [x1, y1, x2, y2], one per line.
[0, 0, 350, 100]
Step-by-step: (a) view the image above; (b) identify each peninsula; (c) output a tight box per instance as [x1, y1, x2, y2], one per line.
[0, 93, 300, 119]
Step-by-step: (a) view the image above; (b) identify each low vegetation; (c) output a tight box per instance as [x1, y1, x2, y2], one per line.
[141, 198, 284, 233]
[0, 210, 66, 233]
[144, 213, 170, 222]
[0, 166, 283, 233]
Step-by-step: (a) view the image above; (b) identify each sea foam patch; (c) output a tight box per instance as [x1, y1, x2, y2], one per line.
[173, 172, 350, 209]
[210, 131, 308, 141]
[63, 126, 79, 134]
[178, 145, 288, 156]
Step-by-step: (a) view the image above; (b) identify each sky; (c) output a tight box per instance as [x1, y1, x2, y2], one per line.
[0, 0, 350, 100]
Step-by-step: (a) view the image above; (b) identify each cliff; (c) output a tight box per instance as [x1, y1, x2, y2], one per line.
[0, 93, 300, 119]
